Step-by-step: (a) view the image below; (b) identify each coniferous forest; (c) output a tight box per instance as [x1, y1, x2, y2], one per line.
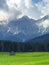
[0, 40, 49, 52]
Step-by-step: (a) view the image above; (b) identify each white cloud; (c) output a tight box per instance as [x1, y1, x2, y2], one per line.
[0, 10, 9, 20]
[7, 0, 21, 8]
[36, 20, 49, 33]
[0, 10, 10, 25]
[0, 0, 49, 22]
[25, 0, 34, 8]
[36, 0, 49, 17]
[6, 0, 42, 19]
[38, 20, 49, 28]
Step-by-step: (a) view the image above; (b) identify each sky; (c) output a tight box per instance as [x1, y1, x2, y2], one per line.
[32, 0, 42, 3]
[0, 0, 49, 22]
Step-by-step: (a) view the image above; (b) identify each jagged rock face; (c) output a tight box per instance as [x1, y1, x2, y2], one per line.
[0, 15, 49, 42]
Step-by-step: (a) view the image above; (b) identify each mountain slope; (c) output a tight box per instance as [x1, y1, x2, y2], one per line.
[0, 15, 49, 42]
[29, 33, 49, 43]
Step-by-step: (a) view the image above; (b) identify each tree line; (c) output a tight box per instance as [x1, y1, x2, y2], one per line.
[0, 40, 49, 52]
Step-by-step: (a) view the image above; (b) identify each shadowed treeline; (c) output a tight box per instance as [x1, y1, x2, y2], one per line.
[0, 40, 49, 52]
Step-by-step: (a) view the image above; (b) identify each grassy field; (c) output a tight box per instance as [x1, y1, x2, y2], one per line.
[0, 52, 49, 65]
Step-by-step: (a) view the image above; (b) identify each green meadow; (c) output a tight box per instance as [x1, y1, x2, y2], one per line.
[0, 52, 49, 65]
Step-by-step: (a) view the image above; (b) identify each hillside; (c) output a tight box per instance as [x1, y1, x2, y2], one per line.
[29, 33, 49, 43]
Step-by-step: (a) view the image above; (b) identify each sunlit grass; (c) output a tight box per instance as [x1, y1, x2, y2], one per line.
[0, 52, 49, 65]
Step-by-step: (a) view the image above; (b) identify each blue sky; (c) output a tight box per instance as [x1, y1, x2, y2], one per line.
[32, 0, 42, 3]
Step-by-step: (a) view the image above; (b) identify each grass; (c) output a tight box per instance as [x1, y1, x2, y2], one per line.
[0, 52, 49, 65]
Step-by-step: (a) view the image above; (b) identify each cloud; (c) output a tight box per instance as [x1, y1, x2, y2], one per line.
[18, 0, 42, 19]
[0, 10, 11, 25]
[35, 0, 49, 33]
[0, 10, 9, 20]
[36, 19, 49, 34]
[6, 0, 43, 19]
[0, 0, 22, 24]
[0, 0, 9, 25]
[0, 0, 8, 11]
[0, 0, 49, 21]
[36, 0, 49, 17]
[0, 0, 6, 8]
[37, 20, 49, 29]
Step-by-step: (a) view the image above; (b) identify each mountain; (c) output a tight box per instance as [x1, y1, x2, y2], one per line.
[0, 15, 49, 42]
[29, 33, 49, 43]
